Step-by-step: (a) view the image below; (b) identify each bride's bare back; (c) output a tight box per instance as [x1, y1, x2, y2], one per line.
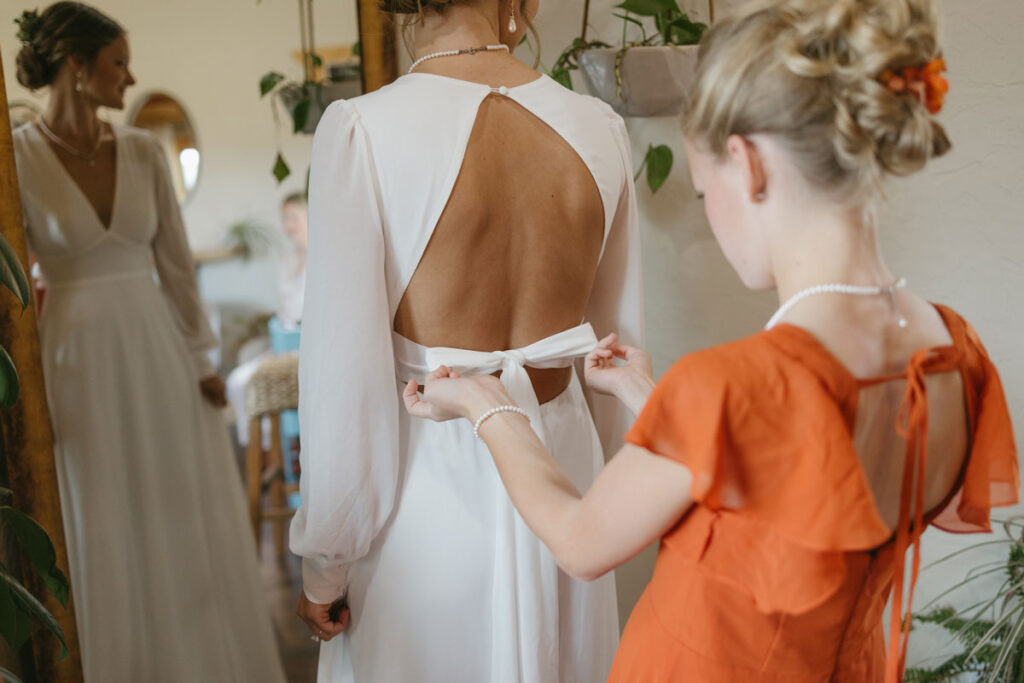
[394, 63, 606, 403]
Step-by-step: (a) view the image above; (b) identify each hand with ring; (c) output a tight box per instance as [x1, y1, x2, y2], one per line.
[297, 592, 350, 644]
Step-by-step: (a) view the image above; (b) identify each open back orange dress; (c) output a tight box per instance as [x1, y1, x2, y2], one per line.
[611, 305, 1018, 682]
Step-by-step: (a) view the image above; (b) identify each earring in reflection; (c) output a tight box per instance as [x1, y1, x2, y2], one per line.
[75, 71, 85, 93]
[508, 3, 517, 32]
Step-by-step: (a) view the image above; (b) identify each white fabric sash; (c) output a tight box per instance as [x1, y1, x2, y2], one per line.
[422, 322, 599, 443]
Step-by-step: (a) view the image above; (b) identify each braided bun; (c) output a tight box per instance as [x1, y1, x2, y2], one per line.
[16, 42, 51, 90]
[685, 0, 950, 201]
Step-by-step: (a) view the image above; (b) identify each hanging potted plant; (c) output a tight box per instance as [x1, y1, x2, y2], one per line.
[258, 0, 361, 182]
[553, 0, 710, 117]
[549, 0, 710, 194]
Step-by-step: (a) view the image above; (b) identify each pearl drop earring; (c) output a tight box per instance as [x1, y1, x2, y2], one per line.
[75, 71, 85, 93]
[508, 3, 517, 32]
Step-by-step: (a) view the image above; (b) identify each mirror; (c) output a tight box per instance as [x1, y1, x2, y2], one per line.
[128, 91, 200, 205]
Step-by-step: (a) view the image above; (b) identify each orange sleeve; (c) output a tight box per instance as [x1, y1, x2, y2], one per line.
[933, 322, 1019, 533]
[626, 341, 892, 553]
[626, 352, 731, 503]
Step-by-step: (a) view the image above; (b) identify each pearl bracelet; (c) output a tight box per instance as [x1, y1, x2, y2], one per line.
[472, 405, 530, 441]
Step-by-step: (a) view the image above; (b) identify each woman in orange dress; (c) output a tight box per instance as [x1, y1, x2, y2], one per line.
[402, 0, 1019, 680]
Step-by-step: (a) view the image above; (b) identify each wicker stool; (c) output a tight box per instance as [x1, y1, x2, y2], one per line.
[244, 352, 300, 558]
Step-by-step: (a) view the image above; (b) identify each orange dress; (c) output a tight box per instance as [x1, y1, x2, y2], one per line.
[611, 305, 1019, 682]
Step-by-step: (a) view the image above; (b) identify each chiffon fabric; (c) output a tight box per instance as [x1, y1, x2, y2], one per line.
[12, 124, 286, 683]
[613, 305, 1019, 682]
[291, 73, 643, 682]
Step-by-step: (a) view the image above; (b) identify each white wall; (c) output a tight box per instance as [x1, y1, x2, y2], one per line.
[2, 0, 360, 310]
[532, 0, 1024, 667]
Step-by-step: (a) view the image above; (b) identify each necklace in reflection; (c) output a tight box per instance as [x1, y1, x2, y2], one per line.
[37, 117, 102, 166]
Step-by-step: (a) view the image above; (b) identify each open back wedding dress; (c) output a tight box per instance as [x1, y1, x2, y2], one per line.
[292, 73, 643, 682]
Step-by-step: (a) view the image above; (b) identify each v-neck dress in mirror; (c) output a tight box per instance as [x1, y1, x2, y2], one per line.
[12, 124, 286, 683]
[291, 74, 644, 682]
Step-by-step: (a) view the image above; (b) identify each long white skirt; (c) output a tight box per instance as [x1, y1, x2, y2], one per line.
[316, 375, 619, 683]
[41, 274, 286, 683]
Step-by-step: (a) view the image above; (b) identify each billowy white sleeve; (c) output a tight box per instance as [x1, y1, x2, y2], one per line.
[289, 100, 398, 604]
[583, 114, 645, 459]
[149, 134, 218, 378]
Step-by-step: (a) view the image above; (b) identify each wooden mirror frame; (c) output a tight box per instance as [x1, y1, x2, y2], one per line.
[357, 0, 399, 93]
[0, 55, 84, 683]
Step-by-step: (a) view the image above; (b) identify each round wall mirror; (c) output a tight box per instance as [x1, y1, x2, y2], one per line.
[129, 92, 200, 205]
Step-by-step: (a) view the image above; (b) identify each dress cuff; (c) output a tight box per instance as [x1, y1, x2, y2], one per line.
[302, 556, 349, 604]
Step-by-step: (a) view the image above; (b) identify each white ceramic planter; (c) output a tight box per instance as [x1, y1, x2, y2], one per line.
[579, 45, 699, 118]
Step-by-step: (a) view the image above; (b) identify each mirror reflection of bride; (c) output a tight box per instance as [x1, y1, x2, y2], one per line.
[11, 3, 285, 680]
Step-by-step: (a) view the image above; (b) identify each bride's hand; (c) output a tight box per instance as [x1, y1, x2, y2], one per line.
[584, 334, 655, 413]
[403, 366, 512, 423]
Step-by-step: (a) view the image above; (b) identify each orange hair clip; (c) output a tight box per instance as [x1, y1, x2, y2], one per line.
[879, 57, 949, 114]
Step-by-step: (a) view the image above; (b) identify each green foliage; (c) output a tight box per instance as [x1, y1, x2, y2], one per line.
[0, 233, 29, 408]
[273, 154, 291, 185]
[225, 219, 273, 261]
[0, 232, 29, 312]
[644, 144, 674, 194]
[259, 72, 286, 97]
[906, 520, 1024, 682]
[0, 237, 71, 666]
[550, 37, 612, 91]
[0, 348, 17, 411]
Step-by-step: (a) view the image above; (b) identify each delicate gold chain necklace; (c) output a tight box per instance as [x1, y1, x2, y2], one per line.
[37, 117, 103, 166]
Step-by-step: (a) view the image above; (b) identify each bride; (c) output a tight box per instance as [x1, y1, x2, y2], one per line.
[290, 0, 644, 680]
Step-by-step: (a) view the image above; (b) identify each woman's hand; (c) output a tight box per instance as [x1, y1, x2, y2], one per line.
[584, 334, 655, 415]
[296, 592, 349, 643]
[403, 366, 512, 423]
[199, 375, 228, 407]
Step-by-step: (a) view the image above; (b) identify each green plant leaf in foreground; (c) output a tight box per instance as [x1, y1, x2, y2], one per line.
[0, 564, 67, 659]
[291, 98, 311, 134]
[645, 144, 673, 194]
[0, 233, 30, 310]
[550, 68, 573, 90]
[0, 507, 70, 607]
[272, 153, 291, 184]
[259, 71, 285, 97]
[0, 346, 18, 409]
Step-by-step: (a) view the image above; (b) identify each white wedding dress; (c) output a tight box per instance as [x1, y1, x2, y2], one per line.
[292, 73, 644, 683]
[13, 124, 286, 683]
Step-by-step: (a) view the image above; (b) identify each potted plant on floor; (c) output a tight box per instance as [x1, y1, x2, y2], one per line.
[906, 519, 1024, 681]
[0, 233, 71, 683]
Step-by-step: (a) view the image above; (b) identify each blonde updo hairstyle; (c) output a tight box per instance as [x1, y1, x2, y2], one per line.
[15, 2, 123, 91]
[380, 0, 539, 66]
[684, 0, 951, 205]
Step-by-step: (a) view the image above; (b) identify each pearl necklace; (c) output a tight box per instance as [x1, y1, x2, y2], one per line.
[37, 117, 103, 166]
[408, 44, 510, 74]
[765, 277, 908, 330]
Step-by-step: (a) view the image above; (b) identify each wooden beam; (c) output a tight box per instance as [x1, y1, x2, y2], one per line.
[357, 0, 399, 93]
[0, 52, 84, 683]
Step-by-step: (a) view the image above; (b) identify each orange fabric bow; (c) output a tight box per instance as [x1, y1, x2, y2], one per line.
[880, 57, 949, 114]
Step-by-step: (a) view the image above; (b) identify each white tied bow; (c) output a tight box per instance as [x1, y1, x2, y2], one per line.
[424, 323, 599, 442]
